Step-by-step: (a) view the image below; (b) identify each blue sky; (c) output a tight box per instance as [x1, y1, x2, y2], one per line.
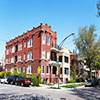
[0, 0, 100, 60]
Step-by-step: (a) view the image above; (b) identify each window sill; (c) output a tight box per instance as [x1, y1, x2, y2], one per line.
[46, 73, 50, 75]
[41, 73, 45, 75]
[27, 73, 32, 74]
[26, 59, 34, 62]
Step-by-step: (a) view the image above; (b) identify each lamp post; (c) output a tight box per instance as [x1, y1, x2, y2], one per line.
[58, 33, 75, 49]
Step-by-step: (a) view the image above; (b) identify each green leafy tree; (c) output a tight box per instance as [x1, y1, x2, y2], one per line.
[74, 25, 100, 79]
[13, 68, 18, 76]
[0, 71, 6, 78]
[6, 71, 12, 78]
[32, 75, 40, 86]
[18, 72, 26, 77]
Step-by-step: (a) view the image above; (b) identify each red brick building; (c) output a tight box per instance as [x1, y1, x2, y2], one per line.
[70, 54, 78, 73]
[5, 23, 58, 83]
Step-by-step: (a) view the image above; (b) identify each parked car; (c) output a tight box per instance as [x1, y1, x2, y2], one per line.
[0, 77, 8, 84]
[15, 77, 31, 87]
[7, 75, 19, 85]
[85, 78, 100, 87]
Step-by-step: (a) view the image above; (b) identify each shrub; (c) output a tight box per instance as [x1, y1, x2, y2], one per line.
[31, 75, 40, 86]
[76, 78, 85, 82]
[18, 72, 26, 77]
[6, 71, 12, 78]
[68, 79, 76, 83]
[13, 68, 18, 76]
[0, 71, 6, 78]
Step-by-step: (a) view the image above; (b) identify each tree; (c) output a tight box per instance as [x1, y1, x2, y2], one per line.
[97, 0, 100, 16]
[0, 71, 6, 78]
[13, 68, 18, 76]
[74, 25, 100, 79]
[6, 71, 12, 78]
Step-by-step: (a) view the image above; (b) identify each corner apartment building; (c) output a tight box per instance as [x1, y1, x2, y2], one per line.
[5, 23, 57, 83]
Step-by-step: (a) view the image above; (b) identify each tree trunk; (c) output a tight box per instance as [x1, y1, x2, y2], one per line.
[89, 67, 92, 80]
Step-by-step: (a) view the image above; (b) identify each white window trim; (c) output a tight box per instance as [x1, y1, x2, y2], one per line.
[6, 49, 9, 55]
[12, 46, 15, 53]
[42, 36, 45, 44]
[24, 42, 26, 48]
[23, 66, 25, 73]
[11, 56, 14, 63]
[41, 65, 45, 75]
[27, 66, 32, 74]
[18, 43, 22, 51]
[47, 51, 50, 60]
[28, 39, 33, 48]
[42, 50, 45, 59]
[27, 52, 33, 60]
[18, 55, 22, 62]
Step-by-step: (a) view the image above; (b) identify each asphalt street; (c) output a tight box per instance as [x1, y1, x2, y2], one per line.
[0, 84, 100, 100]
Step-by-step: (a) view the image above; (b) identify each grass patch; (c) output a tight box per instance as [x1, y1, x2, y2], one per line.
[61, 85, 82, 88]
[49, 87, 60, 89]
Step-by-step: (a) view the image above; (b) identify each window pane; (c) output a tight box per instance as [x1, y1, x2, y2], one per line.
[28, 39, 33, 48]
[28, 52, 32, 60]
[27, 66, 32, 74]
[42, 36, 45, 44]
[42, 50, 45, 59]
[64, 56, 69, 63]
[42, 65, 45, 73]
[12, 46, 15, 53]
[47, 37, 50, 45]
[52, 41, 54, 47]
[59, 56, 62, 62]
[47, 51, 50, 59]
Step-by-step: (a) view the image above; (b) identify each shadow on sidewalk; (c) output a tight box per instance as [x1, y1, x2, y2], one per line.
[69, 87, 100, 100]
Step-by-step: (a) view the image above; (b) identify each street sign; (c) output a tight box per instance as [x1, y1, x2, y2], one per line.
[56, 62, 61, 66]
[37, 66, 41, 74]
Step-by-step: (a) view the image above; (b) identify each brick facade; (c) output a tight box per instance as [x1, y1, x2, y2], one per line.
[5, 23, 57, 83]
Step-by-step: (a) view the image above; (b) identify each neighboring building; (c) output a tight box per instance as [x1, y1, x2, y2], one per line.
[0, 62, 3, 72]
[70, 54, 78, 73]
[0, 56, 5, 72]
[5, 23, 57, 83]
[58, 48, 70, 83]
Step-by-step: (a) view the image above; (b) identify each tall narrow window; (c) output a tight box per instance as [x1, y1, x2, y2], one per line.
[11, 56, 14, 63]
[59, 56, 62, 62]
[65, 68, 69, 75]
[47, 66, 50, 73]
[42, 50, 45, 59]
[18, 67, 21, 73]
[12, 46, 15, 53]
[18, 55, 22, 61]
[64, 56, 69, 63]
[28, 39, 33, 48]
[42, 36, 45, 44]
[27, 66, 32, 74]
[24, 54, 26, 60]
[47, 51, 50, 59]
[18, 43, 22, 51]
[42, 65, 45, 73]
[24, 42, 26, 48]
[47, 37, 50, 45]
[10, 67, 14, 73]
[6, 59, 9, 64]
[27, 52, 32, 60]
[6, 49, 9, 55]
[23, 66, 25, 73]
[52, 40, 54, 47]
